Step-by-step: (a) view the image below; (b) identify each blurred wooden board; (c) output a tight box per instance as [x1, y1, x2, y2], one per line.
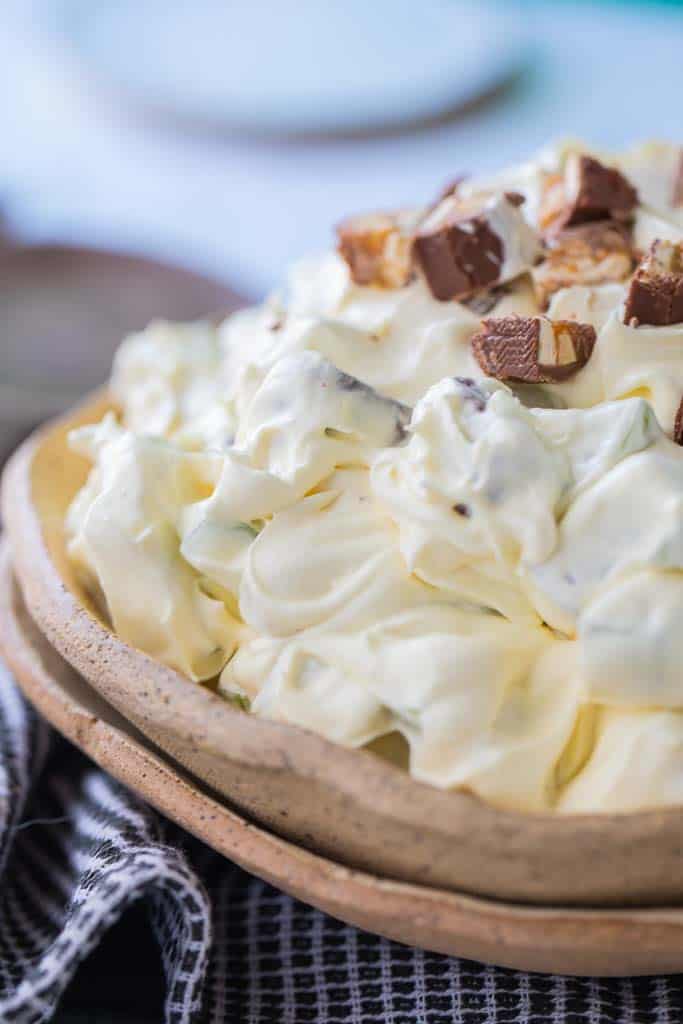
[0, 237, 244, 461]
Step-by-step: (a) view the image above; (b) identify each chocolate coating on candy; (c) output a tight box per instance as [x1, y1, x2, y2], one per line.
[623, 240, 683, 327]
[336, 211, 416, 289]
[541, 155, 638, 238]
[414, 190, 540, 302]
[471, 315, 596, 383]
[414, 210, 504, 301]
[533, 220, 634, 308]
[569, 156, 638, 224]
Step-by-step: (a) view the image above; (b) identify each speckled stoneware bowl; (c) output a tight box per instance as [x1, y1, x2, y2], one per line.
[4, 394, 683, 909]
[4, 542, 683, 976]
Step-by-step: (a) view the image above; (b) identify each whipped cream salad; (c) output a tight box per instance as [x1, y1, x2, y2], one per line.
[66, 140, 683, 814]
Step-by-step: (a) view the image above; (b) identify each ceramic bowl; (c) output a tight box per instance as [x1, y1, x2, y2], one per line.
[4, 542, 683, 976]
[4, 394, 683, 908]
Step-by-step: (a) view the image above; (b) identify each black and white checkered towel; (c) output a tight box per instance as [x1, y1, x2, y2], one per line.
[1, 659, 683, 1024]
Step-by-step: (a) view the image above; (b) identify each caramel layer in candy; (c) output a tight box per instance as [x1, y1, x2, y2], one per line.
[414, 192, 539, 302]
[471, 315, 596, 383]
[541, 154, 638, 238]
[533, 221, 634, 308]
[336, 211, 417, 288]
[623, 240, 683, 326]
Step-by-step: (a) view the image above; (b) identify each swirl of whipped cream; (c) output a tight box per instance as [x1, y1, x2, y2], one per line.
[371, 377, 569, 623]
[111, 319, 235, 448]
[221, 608, 579, 811]
[559, 707, 683, 813]
[579, 570, 683, 709]
[599, 311, 683, 436]
[220, 633, 394, 748]
[527, 436, 683, 633]
[220, 251, 537, 413]
[66, 138, 683, 814]
[67, 416, 243, 680]
[239, 469, 445, 637]
[236, 350, 410, 492]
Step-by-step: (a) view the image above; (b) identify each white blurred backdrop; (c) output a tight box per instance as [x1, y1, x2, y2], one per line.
[1, 0, 683, 299]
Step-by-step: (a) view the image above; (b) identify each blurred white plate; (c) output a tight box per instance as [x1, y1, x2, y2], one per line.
[42, 0, 527, 135]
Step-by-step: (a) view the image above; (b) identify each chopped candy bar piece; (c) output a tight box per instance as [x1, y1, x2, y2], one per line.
[533, 221, 634, 308]
[540, 154, 638, 238]
[623, 240, 683, 326]
[414, 192, 540, 302]
[336, 211, 418, 288]
[471, 315, 596, 383]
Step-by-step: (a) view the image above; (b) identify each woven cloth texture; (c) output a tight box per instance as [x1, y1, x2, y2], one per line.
[1, 659, 683, 1024]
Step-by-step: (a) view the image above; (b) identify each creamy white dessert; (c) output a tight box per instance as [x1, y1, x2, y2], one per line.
[66, 139, 683, 814]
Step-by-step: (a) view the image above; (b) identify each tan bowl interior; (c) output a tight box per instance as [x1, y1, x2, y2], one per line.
[4, 393, 683, 908]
